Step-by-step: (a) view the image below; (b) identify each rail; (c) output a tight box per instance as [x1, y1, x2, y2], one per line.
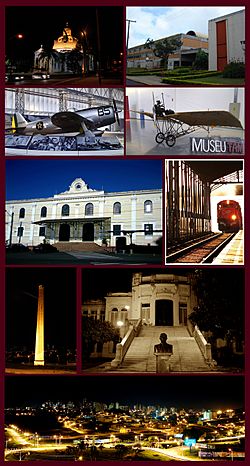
[194, 325, 212, 363]
[111, 318, 142, 369]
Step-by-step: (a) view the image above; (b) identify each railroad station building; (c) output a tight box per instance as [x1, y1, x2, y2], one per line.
[6, 178, 162, 248]
[127, 31, 208, 70]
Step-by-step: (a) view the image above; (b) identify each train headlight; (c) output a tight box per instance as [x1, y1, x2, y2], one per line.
[231, 214, 237, 220]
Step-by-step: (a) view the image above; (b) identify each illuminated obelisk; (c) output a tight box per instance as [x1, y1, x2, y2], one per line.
[34, 285, 45, 366]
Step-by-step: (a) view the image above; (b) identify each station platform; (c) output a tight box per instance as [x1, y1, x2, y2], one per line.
[213, 230, 244, 265]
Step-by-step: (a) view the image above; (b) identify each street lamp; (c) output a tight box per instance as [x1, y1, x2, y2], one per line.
[117, 320, 124, 339]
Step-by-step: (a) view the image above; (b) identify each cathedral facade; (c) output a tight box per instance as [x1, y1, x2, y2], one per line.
[34, 24, 94, 75]
[6, 178, 162, 248]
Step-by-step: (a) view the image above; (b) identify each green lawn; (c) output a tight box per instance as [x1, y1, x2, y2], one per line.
[181, 75, 245, 85]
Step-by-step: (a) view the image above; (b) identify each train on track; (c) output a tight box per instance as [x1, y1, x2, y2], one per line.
[217, 200, 242, 232]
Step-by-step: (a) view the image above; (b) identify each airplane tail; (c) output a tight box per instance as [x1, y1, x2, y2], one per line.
[11, 113, 28, 133]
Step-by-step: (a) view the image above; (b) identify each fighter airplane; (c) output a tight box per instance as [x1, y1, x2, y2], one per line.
[6, 100, 121, 138]
[131, 107, 243, 147]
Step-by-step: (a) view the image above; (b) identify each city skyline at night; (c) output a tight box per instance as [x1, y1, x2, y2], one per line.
[5, 375, 244, 410]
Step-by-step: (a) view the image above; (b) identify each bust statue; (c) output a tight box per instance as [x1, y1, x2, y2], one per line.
[154, 333, 173, 353]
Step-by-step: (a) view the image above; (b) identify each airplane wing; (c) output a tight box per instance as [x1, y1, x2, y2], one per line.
[51, 112, 95, 131]
[130, 110, 155, 119]
[131, 110, 242, 128]
[166, 111, 243, 129]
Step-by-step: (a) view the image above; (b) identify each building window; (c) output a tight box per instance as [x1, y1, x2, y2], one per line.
[111, 308, 118, 325]
[144, 224, 153, 236]
[19, 208, 25, 219]
[61, 204, 69, 216]
[85, 203, 94, 216]
[39, 226, 46, 236]
[41, 206, 47, 218]
[144, 200, 153, 213]
[113, 202, 121, 214]
[141, 303, 150, 324]
[17, 226, 24, 237]
[121, 308, 128, 322]
[113, 225, 121, 236]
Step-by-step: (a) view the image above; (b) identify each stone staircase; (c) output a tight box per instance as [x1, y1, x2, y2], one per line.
[53, 242, 111, 253]
[117, 326, 211, 372]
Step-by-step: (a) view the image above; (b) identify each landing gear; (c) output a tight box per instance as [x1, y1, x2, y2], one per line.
[155, 132, 165, 144]
[155, 132, 176, 147]
[165, 134, 176, 147]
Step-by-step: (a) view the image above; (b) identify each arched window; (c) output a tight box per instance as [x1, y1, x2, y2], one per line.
[144, 200, 153, 213]
[85, 203, 94, 216]
[113, 202, 121, 214]
[19, 208, 25, 219]
[61, 204, 70, 216]
[121, 308, 128, 322]
[111, 308, 118, 326]
[40, 206, 47, 218]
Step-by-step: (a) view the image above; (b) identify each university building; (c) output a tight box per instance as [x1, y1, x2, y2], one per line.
[6, 178, 162, 248]
[127, 31, 208, 70]
[82, 272, 197, 329]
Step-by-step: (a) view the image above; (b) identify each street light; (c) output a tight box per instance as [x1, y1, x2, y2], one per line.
[117, 320, 124, 339]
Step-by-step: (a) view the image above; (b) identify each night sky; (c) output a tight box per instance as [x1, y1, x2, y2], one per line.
[5, 6, 123, 62]
[82, 267, 244, 300]
[5, 375, 244, 410]
[6, 268, 76, 350]
[6, 160, 162, 200]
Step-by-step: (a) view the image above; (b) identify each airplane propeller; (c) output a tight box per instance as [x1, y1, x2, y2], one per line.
[113, 99, 120, 126]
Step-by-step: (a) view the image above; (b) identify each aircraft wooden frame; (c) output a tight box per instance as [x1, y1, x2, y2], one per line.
[132, 108, 243, 147]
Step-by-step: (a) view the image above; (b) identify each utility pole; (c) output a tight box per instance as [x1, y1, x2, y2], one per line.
[126, 19, 136, 54]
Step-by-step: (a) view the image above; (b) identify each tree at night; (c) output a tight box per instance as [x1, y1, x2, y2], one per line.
[82, 317, 119, 363]
[189, 270, 244, 367]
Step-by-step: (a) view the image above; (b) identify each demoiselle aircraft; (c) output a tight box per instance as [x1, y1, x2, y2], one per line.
[131, 106, 243, 147]
[6, 100, 121, 138]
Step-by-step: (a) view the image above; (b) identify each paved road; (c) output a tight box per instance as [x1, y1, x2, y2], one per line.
[6, 251, 162, 265]
[7, 75, 123, 87]
[126, 75, 165, 85]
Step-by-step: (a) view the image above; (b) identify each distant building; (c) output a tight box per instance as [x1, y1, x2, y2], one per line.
[6, 178, 162, 248]
[208, 9, 245, 71]
[127, 31, 208, 69]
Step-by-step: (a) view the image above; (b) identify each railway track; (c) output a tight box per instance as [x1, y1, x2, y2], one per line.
[166, 233, 235, 264]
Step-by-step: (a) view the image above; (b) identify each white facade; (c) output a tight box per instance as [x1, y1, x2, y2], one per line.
[208, 9, 245, 71]
[6, 178, 162, 248]
[105, 273, 197, 327]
